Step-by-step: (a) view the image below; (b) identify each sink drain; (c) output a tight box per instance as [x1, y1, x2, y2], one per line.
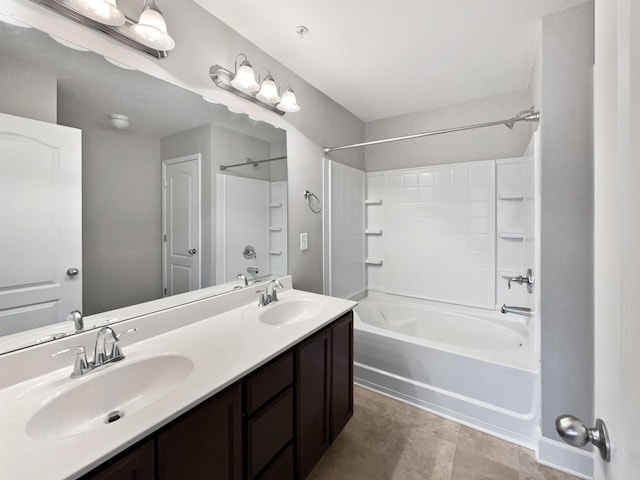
[105, 410, 124, 424]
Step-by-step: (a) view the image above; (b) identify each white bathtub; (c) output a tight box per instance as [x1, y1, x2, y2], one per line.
[354, 292, 539, 446]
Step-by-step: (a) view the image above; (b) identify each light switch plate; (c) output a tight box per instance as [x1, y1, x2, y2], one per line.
[300, 232, 309, 251]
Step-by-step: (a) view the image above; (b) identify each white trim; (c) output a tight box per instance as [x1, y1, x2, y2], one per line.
[321, 158, 332, 295]
[537, 436, 594, 479]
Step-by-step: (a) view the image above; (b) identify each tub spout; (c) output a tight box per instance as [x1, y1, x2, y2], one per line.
[501, 304, 532, 317]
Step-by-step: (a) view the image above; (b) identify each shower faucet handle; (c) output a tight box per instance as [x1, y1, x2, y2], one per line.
[507, 268, 535, 293]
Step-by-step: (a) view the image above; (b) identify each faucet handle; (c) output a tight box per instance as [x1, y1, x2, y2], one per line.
[268, 279, 284, 302]
[52, 346, 90, 378]
[111, 328, 137, 361]
[256, 290, 267, 307]
[116, 328, 137, 341]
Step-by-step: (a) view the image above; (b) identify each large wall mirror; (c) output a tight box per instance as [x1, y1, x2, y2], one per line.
[0, 22, 288, 354]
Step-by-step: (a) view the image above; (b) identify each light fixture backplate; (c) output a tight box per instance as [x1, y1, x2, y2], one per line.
[209, 64, 285, 116]
[29, 0, 170, 59]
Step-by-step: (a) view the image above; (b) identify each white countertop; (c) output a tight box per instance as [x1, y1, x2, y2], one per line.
[0, 282, 356, 479]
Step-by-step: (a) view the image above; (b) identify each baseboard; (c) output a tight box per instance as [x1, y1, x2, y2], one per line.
[346, 289, 367, 302]
[537, 435, 593, 479]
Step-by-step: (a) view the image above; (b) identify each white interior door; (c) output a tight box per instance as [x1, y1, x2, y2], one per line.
[162, 155, 201, 297]
[0, 112, 81, 335]
[593, 0, 640, 477]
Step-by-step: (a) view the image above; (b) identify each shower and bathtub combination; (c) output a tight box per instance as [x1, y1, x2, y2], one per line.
[323, 112, 540, 447]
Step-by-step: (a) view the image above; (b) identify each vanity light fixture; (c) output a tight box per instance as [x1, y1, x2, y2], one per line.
[230, 54, 260, 94]
[277, 85, 300, 113]
[129, 0, 175, 51]
[209, 53, 301, 116]
[69, 0, 125, 27]
[28, 0, 175, 58]
[255, 69, 281, 104]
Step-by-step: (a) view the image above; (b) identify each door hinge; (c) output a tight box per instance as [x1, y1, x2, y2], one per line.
[164, 287, 167, 295]
[163, 234, 167, 242]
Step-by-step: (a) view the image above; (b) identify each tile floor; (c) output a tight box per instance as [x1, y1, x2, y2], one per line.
[308, 386, 580, 480]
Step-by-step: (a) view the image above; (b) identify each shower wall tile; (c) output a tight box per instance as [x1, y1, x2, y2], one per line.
[374, 160, 496, 308]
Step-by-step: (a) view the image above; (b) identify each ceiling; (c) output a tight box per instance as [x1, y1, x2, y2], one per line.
[195, 0, 591, 122]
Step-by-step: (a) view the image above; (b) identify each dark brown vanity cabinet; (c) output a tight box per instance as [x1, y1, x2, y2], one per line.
[156, 383, 243, 480]
[82, 310, 353, 480]
[244, 351, 294, 479]
[83, 385, 243, 480]
[84, 439, 155, 480]
[296, 311, 354, 479]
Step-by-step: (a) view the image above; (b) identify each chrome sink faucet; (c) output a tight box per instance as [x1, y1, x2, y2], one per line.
[52, 326, 136, 378]
[67, 310, 84, 333]
[236, 273, 248, 289]
[257, 279, 284, 307]
[93, 326, 131, 366]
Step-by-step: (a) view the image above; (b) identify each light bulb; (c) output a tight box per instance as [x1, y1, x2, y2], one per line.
[130, 0, 175, 51]
[276, 89, 300, 113]
[256, 77, 281, 104]
[70, 0, 125, 26]
[231, 63, 259, 94]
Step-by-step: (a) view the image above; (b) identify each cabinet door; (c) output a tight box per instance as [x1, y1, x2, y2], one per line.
[82, 439, 154, 480]
[295, 329, 331, 479]
[330, 311, 354, 442]
[157, 383, 242, 480]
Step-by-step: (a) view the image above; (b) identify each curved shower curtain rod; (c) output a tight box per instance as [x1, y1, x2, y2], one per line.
[322, 107, 540, 154]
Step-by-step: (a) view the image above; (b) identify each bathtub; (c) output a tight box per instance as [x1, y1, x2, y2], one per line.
[354, 291, 539, 446]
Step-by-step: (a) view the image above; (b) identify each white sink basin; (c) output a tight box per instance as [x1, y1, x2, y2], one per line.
[245, 296, 328, 326]
[26, 354, 193, 440]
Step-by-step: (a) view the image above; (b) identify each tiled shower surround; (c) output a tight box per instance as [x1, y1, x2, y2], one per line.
[367, 161, 496, 308]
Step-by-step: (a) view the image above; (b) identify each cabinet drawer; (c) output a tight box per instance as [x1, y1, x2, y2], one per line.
[245, 351, 293, 414]
[255, 443, 294, 480]
[247, 388, 293, 478]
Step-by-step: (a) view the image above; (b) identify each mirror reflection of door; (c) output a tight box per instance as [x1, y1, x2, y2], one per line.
[0, 112, 81, 335]
[162, 154, 201, 296]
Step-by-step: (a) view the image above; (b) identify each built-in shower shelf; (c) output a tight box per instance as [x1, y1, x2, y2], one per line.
[365, 229, 383, 235]
[498, 193, 525, 200]
[269, 203, 282, 208]
[269, 226, 282, 232]
[269, 250, 282, 255]
[498, 232, 526, 240]
[365, 258, 383, 265]
[364, 199, 383, 205]
[499, 270, 523, 278]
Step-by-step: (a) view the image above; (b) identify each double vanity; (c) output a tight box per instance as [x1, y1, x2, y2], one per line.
[0, 277, 356, 479]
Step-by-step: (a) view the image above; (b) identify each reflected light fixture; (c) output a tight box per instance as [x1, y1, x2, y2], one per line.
[28, 0, 175, 58]
[209, 53, 301, 116]
[109, 114, 130, 129]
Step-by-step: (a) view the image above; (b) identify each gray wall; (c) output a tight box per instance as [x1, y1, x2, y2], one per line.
[57, 91, 162, 315]
[161, 125, 213, 287]
[364, 89, 534, 171]
[538, 3, 594, 439]
[0, 64, 56, 123]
